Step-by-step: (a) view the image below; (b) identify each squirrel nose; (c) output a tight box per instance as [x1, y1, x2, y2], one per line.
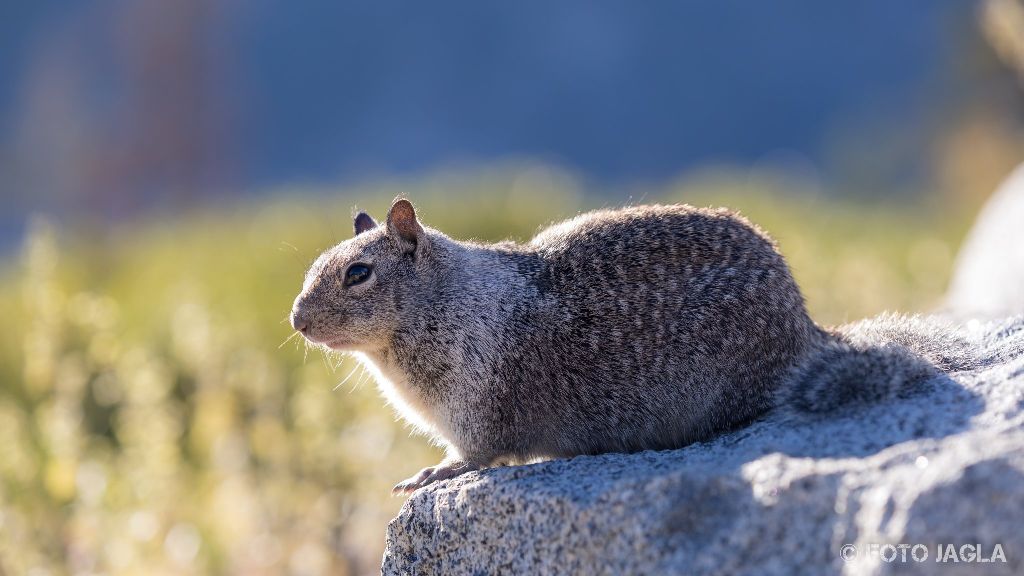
[291, 310, 310, 333]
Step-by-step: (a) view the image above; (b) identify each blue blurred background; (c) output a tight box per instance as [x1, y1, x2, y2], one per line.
[3, 0, 1022, 242]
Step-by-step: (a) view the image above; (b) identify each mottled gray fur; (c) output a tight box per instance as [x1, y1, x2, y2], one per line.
[782, 314, 978, 413]
[291, 198, 971, 493]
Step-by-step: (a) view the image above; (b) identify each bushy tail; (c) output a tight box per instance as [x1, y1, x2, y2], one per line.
[782, 314, 978, 413]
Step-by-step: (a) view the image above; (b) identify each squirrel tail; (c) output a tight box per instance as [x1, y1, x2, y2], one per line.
[782, 314, 977, 413]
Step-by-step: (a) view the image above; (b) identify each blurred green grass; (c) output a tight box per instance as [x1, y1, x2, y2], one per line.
[0, 169, 973, 575]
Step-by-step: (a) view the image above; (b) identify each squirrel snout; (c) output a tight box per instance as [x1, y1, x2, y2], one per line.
[290, 309, 311, 334]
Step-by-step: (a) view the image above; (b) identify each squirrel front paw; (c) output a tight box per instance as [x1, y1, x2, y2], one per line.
[392, 460, 479, 495]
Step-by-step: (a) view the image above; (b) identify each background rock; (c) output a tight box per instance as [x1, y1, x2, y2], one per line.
[946, 162, 1024, 318]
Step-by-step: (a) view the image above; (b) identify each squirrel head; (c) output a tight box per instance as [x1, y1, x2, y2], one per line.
[290, 198, 434, 351]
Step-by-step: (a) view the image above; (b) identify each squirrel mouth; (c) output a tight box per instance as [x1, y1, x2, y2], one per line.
[308, 335, 358, 351]
[299, 331, 354, 350]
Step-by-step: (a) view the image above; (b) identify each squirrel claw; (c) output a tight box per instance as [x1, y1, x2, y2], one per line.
[392, 461, 478, 496]
[392, 466, 436, 495]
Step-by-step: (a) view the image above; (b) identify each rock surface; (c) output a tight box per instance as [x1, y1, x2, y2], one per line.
[383, 315, 1024, 575]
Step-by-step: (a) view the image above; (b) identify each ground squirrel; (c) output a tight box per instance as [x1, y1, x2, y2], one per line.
[291, 198, 968, 493]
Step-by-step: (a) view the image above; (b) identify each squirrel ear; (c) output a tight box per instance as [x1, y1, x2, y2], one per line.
[354, 211, 377, 236]
[386, 198, 427, 256]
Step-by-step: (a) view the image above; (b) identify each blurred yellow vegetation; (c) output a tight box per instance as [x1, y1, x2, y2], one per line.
[0, 170, 976, 575]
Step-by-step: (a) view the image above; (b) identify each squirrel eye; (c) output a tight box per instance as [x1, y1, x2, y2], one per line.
[344, 263, 372, 287]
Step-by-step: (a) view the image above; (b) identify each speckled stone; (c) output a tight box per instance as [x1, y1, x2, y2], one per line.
[383, 315, 1024, 576]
